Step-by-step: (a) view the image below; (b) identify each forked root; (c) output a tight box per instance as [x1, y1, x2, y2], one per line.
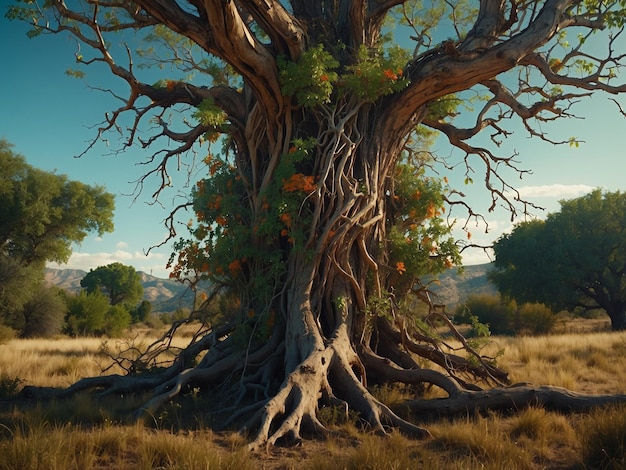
[245, 343, 432, 451]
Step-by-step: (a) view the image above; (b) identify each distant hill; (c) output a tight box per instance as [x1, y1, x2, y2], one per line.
[44, 268, 197, 313]
[428, 263, 497, 309]
[45, 263, 496, 313]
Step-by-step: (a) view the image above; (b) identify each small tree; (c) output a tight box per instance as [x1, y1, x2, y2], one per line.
[64, 291, 109, 337]
[131, 300, 152, 324]
[20, 286, 66, 338]
[104, 305, 132, 337]
[81, 263, 143, 309]
[492, 190, 626, 331]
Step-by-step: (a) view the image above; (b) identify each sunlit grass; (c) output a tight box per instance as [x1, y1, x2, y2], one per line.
[1, 325, 626, 468]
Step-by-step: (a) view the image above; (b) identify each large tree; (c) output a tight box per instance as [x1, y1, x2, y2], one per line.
[0, 139, 114, 332]
[81, 262, 144, 308]
[8, 1, 626, 448]
[492, 189, 626, 330]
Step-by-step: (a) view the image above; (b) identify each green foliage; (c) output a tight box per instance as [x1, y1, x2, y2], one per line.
[492, 190, 626, 331]
[20, 285, 66, 338]
[64, 291, 110, 337]
[456, 294, 557, 336]
[456, 294, 516, 336]
[515, 303, 556, 336]
[278, 44, 339, 107]
[278, 43, 410, 107]
[0, 255, 43, 331]
[341, 44, 410, 101]
[385, 163, 461, 295]
[81, 262, 143, 308]
[131, 300, 153, 324]
[192, 98, 227, 127]
[0, 139, 115, 266]
[103, 304, 132, 338]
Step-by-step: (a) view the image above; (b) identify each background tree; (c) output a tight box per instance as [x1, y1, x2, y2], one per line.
[81, 263, 144, 309]
[455, 293, 557, 336]
[0, 139, 114, 267]
[64, 290, 110, 337]
[131, 300, 153, 324]
[0, 139, 114, 335]
[20, 286, 67, 338]
[8, 1, 626, 448]
[492, 190, 626, 331]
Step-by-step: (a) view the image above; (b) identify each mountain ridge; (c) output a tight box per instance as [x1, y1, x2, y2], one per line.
[45, 263, 496, 313]
[43, 268, 196, 313]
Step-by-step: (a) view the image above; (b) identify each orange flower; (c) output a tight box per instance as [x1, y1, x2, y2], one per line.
[383, 69, 398, 81]
[280, 228, 289, 237]
[282, 173, 317, 193]
[467, 231, 472, 240]
[280, 212, 292, 227]
[216, 215, 227, 226]
[166, 80, 177, 91]
[229, 259, 241, 273]
[320, 74, 329, 82]
[396, 261, 406, 275]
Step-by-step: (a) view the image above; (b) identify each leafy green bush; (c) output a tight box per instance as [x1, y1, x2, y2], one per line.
[103, 304, 131, 337]
[456, 294, 556, 336]
[515, 302, 556, 335]
[455, 294, 516, 336]
[64, 290, 109, 336]
[21, 286, 66, 338]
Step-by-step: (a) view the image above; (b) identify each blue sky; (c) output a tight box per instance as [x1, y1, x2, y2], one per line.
[1, 12, 625, 278]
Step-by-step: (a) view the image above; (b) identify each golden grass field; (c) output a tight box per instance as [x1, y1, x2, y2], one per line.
[2, 320, 626, 469]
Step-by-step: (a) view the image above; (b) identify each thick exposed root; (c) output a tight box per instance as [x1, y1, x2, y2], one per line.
[405, 384, 626, 417]
[245, 336, 431, 451]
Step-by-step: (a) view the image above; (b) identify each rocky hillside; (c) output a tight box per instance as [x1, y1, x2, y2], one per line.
[44, 268, 196, 313]
[45, 263, 497, 314]
[428, 263, 498, 309]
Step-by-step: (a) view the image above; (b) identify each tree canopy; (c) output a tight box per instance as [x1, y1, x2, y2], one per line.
[7, 0, 626, 449]
[0, 139, 115, 267]
[81, 262, 144, 309]
[0, 139, 114, 336]
[492, 189, 626, 330]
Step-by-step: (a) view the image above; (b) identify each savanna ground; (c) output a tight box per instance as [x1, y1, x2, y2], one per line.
[1, 317, 626, 469]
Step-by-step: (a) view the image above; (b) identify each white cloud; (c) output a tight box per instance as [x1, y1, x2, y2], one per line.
[116, 241, 128, 248]
[48, 250, 169, 278]
[517, 184, 595, 199]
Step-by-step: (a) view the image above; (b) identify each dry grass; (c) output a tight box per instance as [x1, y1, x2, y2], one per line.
[1, 324, 626, 468]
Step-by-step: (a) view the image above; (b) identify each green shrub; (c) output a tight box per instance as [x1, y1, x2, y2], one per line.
[64, 290, 109, 336]
[456, 294, 515, 336]
[515, 303, 556, 335]
[456, 294, 556, 336]
[103, 304, 131, 337]
[0, 324, 16, 344]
